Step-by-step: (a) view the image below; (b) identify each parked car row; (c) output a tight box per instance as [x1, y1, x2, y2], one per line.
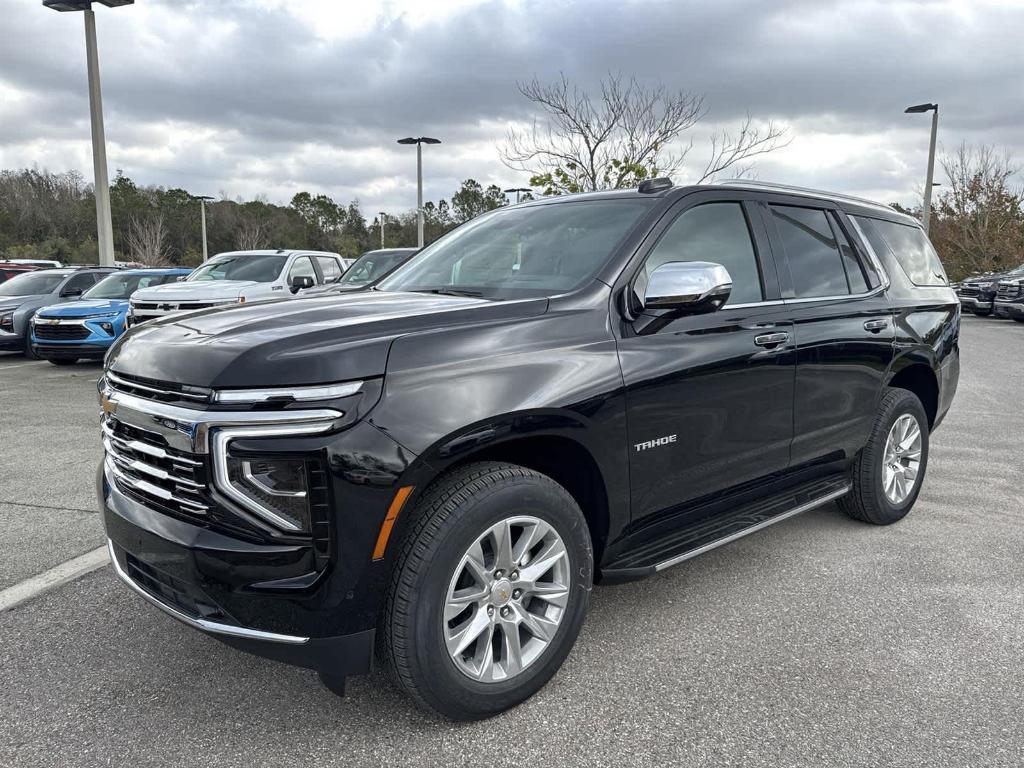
[0, 247, 421, 364]
[953, 264, 1024, 321]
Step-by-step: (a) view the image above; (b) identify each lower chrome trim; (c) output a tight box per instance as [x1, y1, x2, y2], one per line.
[652, 484, 851, 573]
[107, 539, 309, 645]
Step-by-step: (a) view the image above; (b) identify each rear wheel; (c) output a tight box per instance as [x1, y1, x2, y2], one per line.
[839, 388, 929, 525]
[381, 462, 593, 720]
[973, 308, 991, 317]
[1013, 316, 1024, 324]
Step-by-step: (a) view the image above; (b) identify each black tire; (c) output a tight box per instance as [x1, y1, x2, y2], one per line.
[972, 307, 992, 317]
[1013, 316, 1024, 324]
[381, 461, 593, 720]
[839, 388, 929, 525]
[48, 358, 77, 366]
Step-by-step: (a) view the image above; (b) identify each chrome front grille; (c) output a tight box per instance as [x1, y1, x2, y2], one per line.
[102, 417, 210, 518]
[106, 370, 213, 405]
[956, 285, 980, 298]
[997, 282, 1022, 300]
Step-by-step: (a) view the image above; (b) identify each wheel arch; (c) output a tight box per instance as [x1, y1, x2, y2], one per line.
[886, 357, 939, 428]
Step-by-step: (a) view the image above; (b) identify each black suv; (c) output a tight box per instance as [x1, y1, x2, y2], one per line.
[955, 264, 1024, 316]
[97, 180, 959, 720]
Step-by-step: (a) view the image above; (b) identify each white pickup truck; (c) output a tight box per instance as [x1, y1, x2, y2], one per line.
[128, 249, 351, 325]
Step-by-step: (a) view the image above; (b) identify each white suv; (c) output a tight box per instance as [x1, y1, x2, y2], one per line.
[128, 249, 351, 324]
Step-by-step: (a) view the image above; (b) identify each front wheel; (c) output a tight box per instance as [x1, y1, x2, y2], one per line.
[381, 462, 593, 720]
[973, 307, 992, 317]
[840, 388, 929, 525]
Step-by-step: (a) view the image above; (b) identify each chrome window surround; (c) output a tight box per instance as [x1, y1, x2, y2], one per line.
[100, 388, 341, 533]
[107, 539, 309, 645]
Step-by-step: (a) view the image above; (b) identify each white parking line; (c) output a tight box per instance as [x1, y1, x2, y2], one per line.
[0, 546, 109, 613]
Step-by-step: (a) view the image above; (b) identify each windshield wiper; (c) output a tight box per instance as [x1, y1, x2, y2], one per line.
[409, 287, 485, 298]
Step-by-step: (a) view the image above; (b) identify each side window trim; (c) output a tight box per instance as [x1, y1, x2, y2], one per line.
[844, 215, 892, 291]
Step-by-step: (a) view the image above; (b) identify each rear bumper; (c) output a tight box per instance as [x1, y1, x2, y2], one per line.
[98, 461, 375, 676]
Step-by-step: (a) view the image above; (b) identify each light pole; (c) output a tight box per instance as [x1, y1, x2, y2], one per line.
[43, 1, 133, 266]
[193, 195, 214, 261]
[378, 212, 386, 249]
[905, 102, 939, 234]
[397, 137, 441, 248]
[504, 187, 531, 204]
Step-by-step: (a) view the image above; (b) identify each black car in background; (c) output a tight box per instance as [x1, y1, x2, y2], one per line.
[98, 180, 959, 719]
[993, 272, 1024, 321]
[955, 264, 1024, 316]
[0, 267, 118, 357]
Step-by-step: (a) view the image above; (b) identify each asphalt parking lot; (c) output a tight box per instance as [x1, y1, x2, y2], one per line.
[1, 316, 1022, 767]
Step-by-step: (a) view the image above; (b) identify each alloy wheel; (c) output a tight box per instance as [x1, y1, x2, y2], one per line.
[443, 515, 570, 682]
[882, 413, 923, 504]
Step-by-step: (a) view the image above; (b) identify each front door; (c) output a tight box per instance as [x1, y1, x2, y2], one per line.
[616, 193, 796, 526]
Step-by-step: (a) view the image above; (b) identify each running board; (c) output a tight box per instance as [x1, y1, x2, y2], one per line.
[601, 479, 850, 583]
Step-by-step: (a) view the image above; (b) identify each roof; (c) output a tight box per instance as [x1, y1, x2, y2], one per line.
[117, 267, 192, 275]
[209, 249, 343, 258]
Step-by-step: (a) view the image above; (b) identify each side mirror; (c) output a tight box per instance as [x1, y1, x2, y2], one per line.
[290, 275, 315, 293]
[176, 275, 188, 282]
[60, 287, 83, 298]
[640, 261, 732, 313]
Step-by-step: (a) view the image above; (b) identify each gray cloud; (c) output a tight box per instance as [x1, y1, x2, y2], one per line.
[1, 0, 1020, 212]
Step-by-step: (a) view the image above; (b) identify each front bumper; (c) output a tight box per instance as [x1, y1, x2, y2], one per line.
[0, 328, 24, 350]
[100, 461, 376, 675]
[957, 295, 993, 313]
[34, 342, 109, 360]
[993, 301, 1024, 319]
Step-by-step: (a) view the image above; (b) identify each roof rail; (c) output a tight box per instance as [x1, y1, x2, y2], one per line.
[710, 179, 901, 216]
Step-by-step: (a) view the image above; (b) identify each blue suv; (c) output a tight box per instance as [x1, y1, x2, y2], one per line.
[31, 268, 191, 365]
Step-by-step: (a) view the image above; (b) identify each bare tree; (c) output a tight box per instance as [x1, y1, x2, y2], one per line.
[125, 214, 171, 265]
[501, 74, 788, 194]
[930, 143, 1024, 279]
[235, 218, 269, 250]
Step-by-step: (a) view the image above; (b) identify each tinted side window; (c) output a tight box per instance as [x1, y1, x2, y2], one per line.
[770, 205, 849, 298]
[643, 202, 763, 305]
[828, 213, 869, 293]
[317, 256, 342, 282]
[855, 216, 948, 286]
[63, 273, 98, 294]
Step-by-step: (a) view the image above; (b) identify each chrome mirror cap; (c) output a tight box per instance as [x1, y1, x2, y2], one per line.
[642, 261, 733, 312]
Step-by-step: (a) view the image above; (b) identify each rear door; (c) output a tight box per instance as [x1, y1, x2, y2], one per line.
[761, 198, 896, 466]
[617, 191, 796, 525]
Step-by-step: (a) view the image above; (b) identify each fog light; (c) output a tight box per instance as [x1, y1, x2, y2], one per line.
[225, 456, 310, 532]
[99, 322, 114, 334]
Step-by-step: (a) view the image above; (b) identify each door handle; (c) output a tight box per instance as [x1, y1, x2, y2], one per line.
[863, 319, 889, 332]
[754, 331, 789, 348]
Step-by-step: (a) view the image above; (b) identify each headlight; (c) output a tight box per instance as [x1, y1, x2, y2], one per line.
[224, 456, 311, 532]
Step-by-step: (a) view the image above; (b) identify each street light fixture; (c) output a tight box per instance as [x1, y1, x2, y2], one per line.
[192, 195, 214, 262]
[904, 102, 939, 234]
[397, 136, 441, 248]
[43, 0, 134, 267]
[504, 187, 532, 205]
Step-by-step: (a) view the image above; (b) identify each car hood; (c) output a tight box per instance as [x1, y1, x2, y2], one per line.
[0, 294, 43, 311]
[131, 280, 256, 302]
[37, 299, 127, 318]
[107, 291, 549, 388]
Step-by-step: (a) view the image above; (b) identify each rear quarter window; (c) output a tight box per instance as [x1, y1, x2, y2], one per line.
[854, 216, 948, 287]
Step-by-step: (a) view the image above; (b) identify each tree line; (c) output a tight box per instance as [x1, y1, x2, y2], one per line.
[0, 169, 518, 266]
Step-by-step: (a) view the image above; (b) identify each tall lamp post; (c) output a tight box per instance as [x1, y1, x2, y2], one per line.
[378, 212, 386, 249]
[43, 0, 134, 267]
[397, 136, 441, 248]
[905, 102, 939, 234]
[504, 187, 531, 204]
[193, 195, 214, 261]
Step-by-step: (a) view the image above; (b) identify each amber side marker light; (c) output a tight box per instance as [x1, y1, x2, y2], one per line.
[372, 486, 415, 561]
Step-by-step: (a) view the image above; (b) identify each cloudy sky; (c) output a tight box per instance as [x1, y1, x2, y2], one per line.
[1, 0, 1021, 215]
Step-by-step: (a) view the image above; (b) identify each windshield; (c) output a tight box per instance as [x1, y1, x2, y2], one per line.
[377, 199, 652, 299]
[340, 251, 411, 285]
[84, 273, 181, 300]
[188, 254, 286, 283]
[0, 272, 66, 297]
